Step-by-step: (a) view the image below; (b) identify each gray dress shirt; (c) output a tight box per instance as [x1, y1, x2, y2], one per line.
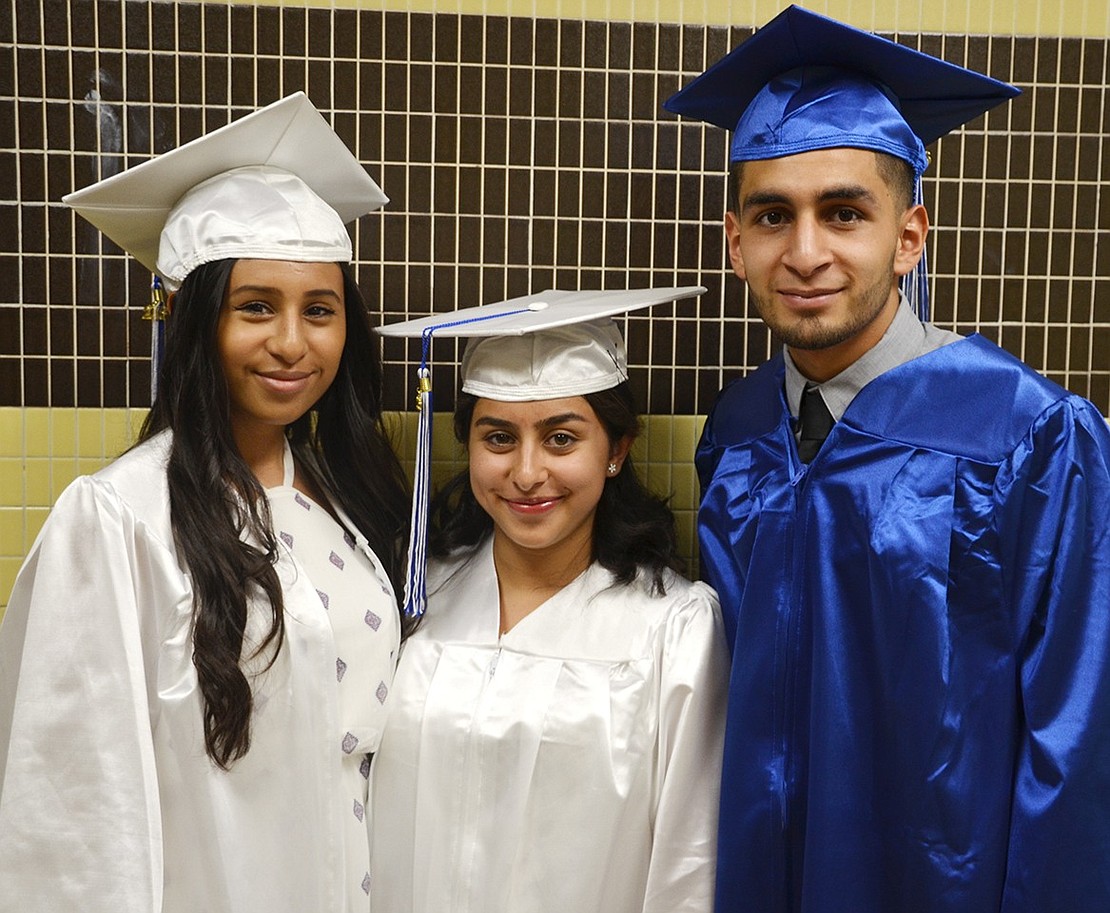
[784, 297, 961, 425]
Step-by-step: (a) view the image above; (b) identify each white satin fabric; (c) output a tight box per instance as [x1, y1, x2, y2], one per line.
[369, 538, 729, 913]
[0, 432, 399, 913]
[158, 166, 353, 286]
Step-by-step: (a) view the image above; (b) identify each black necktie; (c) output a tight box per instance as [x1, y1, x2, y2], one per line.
[797, 384, 834, 462]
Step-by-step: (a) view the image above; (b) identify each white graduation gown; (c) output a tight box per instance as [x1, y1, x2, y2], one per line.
[0, 432, 399, 913]
[370, 538, 729, 913]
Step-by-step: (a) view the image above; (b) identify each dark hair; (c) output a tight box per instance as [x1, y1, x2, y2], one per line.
[138, 258, 409, 768]
[429, 383, 683, 595]
[727, 161, 743, 216]
[727, 150, 916, 214]
[873, 152, 916, 211]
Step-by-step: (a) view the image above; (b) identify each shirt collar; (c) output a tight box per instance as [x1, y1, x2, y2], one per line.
[784, 296, 927, 421]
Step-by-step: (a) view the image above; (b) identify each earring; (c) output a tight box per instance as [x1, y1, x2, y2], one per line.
[607, 462, 618, 475]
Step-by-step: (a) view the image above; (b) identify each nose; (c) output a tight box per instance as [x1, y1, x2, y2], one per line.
[511, 442, 548, 491]
[267, 313, 309, 364]
[781, 215, 832, 278]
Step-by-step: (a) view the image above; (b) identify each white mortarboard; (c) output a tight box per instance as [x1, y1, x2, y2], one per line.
[378, 286, 707, 399]
[377, 285, 707, 619]
[63, 91, 387, 289]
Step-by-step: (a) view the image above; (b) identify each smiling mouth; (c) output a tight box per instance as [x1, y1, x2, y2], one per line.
[777, 288, 844, 311]
[780, 288, 840, 299]
[257, 371, 314, 393]
[504, 496, 563, 514]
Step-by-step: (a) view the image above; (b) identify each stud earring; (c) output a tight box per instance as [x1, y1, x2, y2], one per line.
[607, 462, 618, 475]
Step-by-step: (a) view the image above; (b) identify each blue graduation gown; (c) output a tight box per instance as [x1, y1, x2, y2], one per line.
[697, 335, 1110, 913]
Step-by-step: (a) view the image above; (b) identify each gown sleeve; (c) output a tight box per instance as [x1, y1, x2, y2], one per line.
[642, 584, 730, 913]
[0, 476, 178, 912]
[999, 400, 1110, 910]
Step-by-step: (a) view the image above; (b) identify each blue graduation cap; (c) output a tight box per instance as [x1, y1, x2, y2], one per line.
[663, 4, 1019, 174]
[663, 5, 1019, 321]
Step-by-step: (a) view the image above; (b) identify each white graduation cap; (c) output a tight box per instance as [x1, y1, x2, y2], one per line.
[379, 286, 705, 400]
[377, 285, 707, 618]
[63, 91, 388, 289]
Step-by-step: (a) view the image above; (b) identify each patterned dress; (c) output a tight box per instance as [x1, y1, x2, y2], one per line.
[267, 442, 399, 908]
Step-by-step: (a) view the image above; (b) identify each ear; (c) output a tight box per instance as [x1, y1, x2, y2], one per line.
[607, 434, 634, 473]
[724, 211, 747, 280]
[893, 204, 929, 277]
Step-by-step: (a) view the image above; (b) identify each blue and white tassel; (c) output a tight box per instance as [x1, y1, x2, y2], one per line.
[903, 173, 930, 323]
[401, 340, 434, 620]
[143, 274, 169, 401]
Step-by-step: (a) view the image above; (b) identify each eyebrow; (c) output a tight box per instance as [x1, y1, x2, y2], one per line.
[741, 184, 878, 213]
[228, 284, 343, 301]
[473, 411, 590, 432]
[537, 412, 589, 429]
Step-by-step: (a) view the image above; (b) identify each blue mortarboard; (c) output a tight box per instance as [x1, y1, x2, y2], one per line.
[664, 5, 1018, 321]
[663, 5, 1019, 174]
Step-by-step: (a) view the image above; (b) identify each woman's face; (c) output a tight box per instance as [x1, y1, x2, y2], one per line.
[216, 259, 346, 443]
[467, 395, 630, 564]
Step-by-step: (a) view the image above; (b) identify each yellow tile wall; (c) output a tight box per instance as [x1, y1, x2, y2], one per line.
[0, 407, 707, 615]
[0, 408, 146, 616]
[249, 0, 1110, 38]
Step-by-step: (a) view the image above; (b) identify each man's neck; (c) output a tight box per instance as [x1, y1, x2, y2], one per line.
[786, 290, 900, 384]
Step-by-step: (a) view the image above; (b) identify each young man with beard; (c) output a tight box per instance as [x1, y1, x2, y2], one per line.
[666, 7, 1110, 912]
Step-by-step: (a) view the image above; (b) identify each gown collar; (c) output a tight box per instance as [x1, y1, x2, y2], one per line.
[427, 536, 605, 645]
[784, 297, 959, 422]
[281, 437, 295, 487]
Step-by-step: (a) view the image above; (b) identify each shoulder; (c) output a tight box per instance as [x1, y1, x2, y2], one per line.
[95, 431, 170, 485]
[629, 571, 728, 676]
[597, 565, 722, 629]
[6, 434, 192, 681]
[427, 543, 486, 593]
[656, 573, 724, 639]
[850, 337, 1095, 462]
[705, 356, 787, 438]
[54, 432, 175, 545]
[418, 543, 498, 636]
[12, 433, 182, 607]
[697, 357, 789, 478]
[655, 570, 721, 615]
[1000, 390, 1110, 491]
[930, 335, 1072, 414]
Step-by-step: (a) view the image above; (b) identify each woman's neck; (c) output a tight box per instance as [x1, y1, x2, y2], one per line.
[232, 423, 288, 488]
[491, 528, 592, 635]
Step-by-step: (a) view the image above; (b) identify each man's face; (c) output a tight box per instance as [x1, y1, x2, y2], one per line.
[725, 147, 927, 380]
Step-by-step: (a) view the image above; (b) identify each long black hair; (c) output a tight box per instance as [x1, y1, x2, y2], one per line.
[429, 382, 683, 594]
[138, 258, 409, 768]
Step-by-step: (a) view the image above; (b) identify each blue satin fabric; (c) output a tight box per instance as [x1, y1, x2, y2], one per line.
[697, 336, 1110, 912]
[730, 67, 929, 175]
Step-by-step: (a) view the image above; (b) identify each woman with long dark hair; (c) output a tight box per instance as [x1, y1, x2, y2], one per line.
[0, 95, 409, 913]
[370, 297, 729, 913]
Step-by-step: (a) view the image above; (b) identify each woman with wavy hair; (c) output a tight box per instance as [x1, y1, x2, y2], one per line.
[0, 95, 409, 913]
[371, 294, 729, 913]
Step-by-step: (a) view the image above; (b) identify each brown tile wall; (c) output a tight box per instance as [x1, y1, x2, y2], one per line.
[2, 1, 1107, 416]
